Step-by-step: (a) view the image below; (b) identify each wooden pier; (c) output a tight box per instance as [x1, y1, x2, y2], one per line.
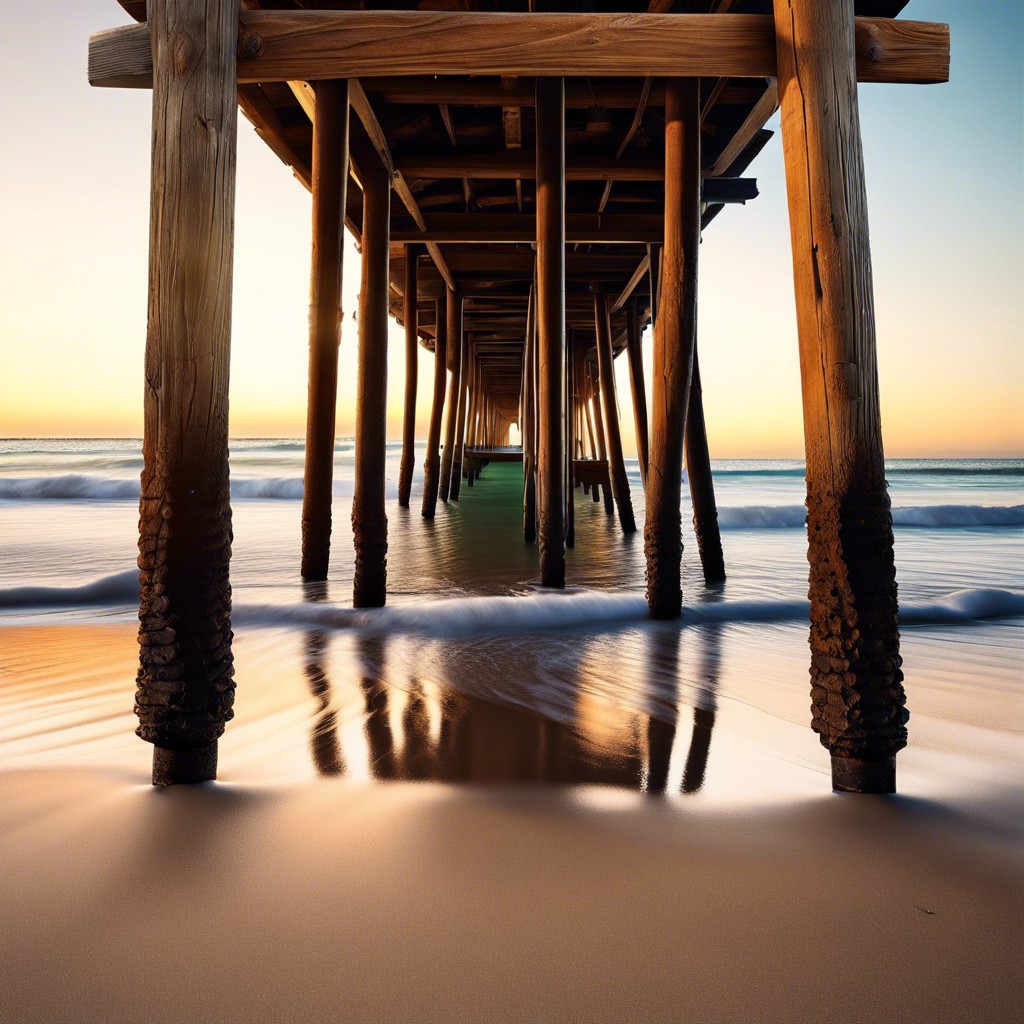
[89, 0, 948, 790]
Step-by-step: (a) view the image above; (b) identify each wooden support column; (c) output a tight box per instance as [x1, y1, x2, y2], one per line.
[421, 300, 447, 518]
[625, 299, 649, 490]
[352, 163, 391, 608]
[590, 369, 615, 515]
[438, 287, 464, 502]
[137, 0, 238, 786]
[684, 351, 726, 582]
[594, 290, 637, 534]
[450, 352, 469, 501]
[565, 334, 575, 548]
[774, 0, 906, 793]
[397, 243, 419, 508]
[523, 285, 538, 540]
[301, 80, 349, 578]
[645, 78, 700, 619]
[536, 77, 565, 587]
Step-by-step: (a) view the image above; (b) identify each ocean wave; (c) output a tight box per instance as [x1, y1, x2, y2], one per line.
[3, 571, 1021, 631]
[716, 504, 1024, 529]
[0, 474, 377, 502]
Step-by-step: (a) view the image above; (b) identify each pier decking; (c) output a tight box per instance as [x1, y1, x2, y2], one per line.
[88, 0, 949, 790]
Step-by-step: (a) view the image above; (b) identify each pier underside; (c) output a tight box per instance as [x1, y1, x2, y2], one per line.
[89, 0, 949, 789]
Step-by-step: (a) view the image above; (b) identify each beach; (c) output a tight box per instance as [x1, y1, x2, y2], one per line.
[1, 441, 1022, 1022]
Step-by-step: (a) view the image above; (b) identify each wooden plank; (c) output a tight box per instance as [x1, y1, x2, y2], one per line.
[399, 151, 662, 181]
[89, 13, 950, 88]
[397, 244, 419, 509]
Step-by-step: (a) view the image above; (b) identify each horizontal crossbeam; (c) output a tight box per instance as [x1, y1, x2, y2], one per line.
[90, 11, 949, 89]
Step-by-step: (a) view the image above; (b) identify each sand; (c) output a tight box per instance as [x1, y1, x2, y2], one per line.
[1, 621, 1021, 1023]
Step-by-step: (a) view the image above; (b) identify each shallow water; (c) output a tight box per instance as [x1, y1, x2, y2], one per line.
[1, 441, 1021, 801]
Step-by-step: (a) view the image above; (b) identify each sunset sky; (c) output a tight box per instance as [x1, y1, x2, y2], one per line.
[1, 1, 1021, 457]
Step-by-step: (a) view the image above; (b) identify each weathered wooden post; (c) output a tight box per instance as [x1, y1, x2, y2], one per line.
[590, 369, 615, 515]
[421, 300, 448, 519]
[301, 81, 349, 579]
[136, 0, 239, 785]
[450, 362, 469, 501]
[565, 333, 576, 548]
[685, 351, 726, 582]
[593, 289, 637, 534]
[523, 286, 538, 540]
[625, 299, 650, 490]
[774, 0, 906, 793]
[536, 77, 566, 586]
[397, 244, 420, 508]
[645, 79, 700, 619]
[352, 162, 391, 608]
[439, 287, 464, 502]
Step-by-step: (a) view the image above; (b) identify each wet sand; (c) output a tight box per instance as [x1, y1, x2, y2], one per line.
[1, 620, 1021, 1023]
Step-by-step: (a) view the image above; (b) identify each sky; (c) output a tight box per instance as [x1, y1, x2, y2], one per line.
[0, 1, 1021, 457]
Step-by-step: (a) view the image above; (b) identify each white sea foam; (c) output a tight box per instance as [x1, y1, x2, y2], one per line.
[3, 570, 1021, 631]
[716, 504, 1024, 529]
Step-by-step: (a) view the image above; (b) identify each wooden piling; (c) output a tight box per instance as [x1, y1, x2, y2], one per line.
[439, 288, 464, 502]
[625, 299, 649, 490]
[775, 0, 906, 793]
[301, 80, 349, 579]
[590, 369, 615, 515]
[352, 163, 391, 608]
[523, 285, 538, 540]
[565, 335, 576, 547]
[137, 0, 239, 786]
[684, 351, 726, 582]
[536, 77, 566, 587]
[421, 300, 448, 518]
[593, 289, 637, 534]
[450, 355, 469, 501]
[644, 78, 700, 619]
[397, 243, 419, 508]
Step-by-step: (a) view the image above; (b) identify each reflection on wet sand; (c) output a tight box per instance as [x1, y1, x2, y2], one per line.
[302, 617, 722, 794]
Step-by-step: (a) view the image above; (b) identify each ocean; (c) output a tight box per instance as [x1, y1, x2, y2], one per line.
[1, 439, 1022, 797]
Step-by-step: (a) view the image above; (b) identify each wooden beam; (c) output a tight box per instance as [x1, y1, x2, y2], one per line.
[90, 13, 950, 88]
[611, 255, 651, 313]
[707, 77, 779, 177]
[400, 151, 663, 181]
[421, 299, 447, 520]
[390, 213, 664, 244]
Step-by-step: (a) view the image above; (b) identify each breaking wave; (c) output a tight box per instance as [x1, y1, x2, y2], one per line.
[3, 571, 1021, 630]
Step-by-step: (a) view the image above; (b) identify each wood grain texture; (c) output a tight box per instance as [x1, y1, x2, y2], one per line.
[535, 77, 566, 588]
[594, 291, 637, 534]
[136, 0, 239, 781]
[301, 80, 349, 581]
[683, 351, 726, 582]
[774, 0, 906, 783]
[397, 244, 419, 508]
[644, 78, 700, 619]
[351, 165, 390, 608]
[421, 299, 447, 520]
[390, 213, 663, 244]
[89, 13, 949, 87]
